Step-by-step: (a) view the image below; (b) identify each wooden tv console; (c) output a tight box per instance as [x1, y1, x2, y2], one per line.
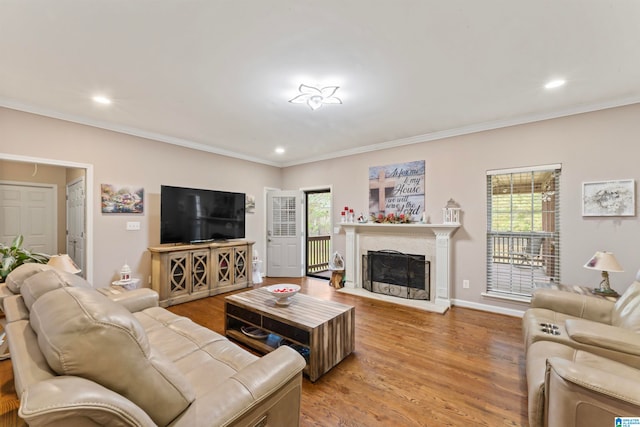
[149, 240, 254, 307]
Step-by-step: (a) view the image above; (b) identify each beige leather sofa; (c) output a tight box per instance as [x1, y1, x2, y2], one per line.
[0, 263, 58, 308]
[3, 268, 306, 426]
[523, 273, 640, 427]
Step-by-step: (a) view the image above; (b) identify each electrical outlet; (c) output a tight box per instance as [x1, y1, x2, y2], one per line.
[126, 221, 141, 231]
[463, 279, 470, 289]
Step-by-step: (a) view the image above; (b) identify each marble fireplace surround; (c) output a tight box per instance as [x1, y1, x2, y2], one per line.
[339, 223, 460, 314]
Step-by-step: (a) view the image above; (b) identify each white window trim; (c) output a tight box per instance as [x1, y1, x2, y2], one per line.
[487, 163, 562, 176]
[486, 164, 561, 298]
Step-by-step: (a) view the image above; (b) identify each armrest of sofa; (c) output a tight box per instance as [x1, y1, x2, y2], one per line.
[104, 288, 159, 312]
[0, 282, 16, 311]
[565, 319, 640, 356]
[545, 357, 640, 426]
[231, 345, 307, 398]
[531, 289, 614, 323]
[172, 345, 307, 426]
[2, 295, 29, 323]
[19, 376, 156, 427]
[5, 320, 56, 397]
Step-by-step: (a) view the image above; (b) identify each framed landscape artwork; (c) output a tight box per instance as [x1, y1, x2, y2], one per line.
[101, 184, 144, 214]
[582, 179, 635, 217]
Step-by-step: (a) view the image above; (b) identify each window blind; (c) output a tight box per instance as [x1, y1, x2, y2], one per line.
[486, 165, 561, 298]
[272, 196, 297, 237]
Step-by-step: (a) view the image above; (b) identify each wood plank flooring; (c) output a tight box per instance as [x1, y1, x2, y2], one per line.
[169, 277, 529, 427]
[0, 277, 528, 426]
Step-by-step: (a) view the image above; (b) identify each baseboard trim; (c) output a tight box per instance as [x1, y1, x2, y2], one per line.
[452, 298, 525, 318]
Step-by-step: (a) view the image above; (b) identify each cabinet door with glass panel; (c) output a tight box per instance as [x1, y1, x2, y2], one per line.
[212, 244, 251, 294]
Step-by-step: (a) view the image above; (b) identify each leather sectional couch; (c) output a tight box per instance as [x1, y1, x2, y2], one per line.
[522, 272, 640, 427]
[2, 265, 306, 426]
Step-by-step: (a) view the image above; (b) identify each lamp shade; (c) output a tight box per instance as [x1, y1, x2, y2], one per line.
[583, 251, 623, 273]
[47, 254, 81, 274]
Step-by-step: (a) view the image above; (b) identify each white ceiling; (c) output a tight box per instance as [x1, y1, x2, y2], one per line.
[1, 1, 639, 167]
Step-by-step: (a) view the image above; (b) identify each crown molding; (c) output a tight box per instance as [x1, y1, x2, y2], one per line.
[2, 95, 639, 169]
[0, 98, 281, 167]
[281, 95, 640, 167]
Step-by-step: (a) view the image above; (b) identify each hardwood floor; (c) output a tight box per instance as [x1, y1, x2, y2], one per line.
[0, 277, 528, 426]
[169, 277, 529, 427]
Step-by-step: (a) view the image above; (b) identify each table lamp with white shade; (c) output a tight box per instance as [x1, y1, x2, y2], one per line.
[47, 254, 81, 274]
[584, 251, 623, 297]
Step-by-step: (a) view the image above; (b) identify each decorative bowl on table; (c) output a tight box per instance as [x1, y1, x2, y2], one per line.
[265, 284, 301, 306]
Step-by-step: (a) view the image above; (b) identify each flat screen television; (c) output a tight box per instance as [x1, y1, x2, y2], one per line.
[161, 185, 245, 244]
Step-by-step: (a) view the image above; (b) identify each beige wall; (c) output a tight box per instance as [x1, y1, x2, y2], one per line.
[0, 107, 281, 287]
[2, 104, 639, 314]
[282, 104, 640, 313]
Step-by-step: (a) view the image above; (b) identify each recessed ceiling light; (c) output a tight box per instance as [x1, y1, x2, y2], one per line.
[544, 79, 566, 90]
[92, 95, 112, 105]
[275, 147, 285, 154]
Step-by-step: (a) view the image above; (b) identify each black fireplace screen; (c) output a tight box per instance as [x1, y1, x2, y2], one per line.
[362, 250, 430, 300]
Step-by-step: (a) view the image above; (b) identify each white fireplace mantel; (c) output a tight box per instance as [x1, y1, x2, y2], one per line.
[340, 222, 460, 314]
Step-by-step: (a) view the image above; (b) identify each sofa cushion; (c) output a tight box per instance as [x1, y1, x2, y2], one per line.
[30, 287, 195, 426]
[612, 281, 640, 331]
[134, 307, 259, 393]
[20, 269, 92, 311]
[5, 263, 54, 293]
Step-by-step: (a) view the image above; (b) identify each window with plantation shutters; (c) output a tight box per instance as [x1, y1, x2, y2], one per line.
[272, 196, 297, 237]
[486, 164, 561, 300]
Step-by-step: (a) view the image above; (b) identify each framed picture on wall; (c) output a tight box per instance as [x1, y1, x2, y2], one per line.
[582, 179, 635, 217]
[101, 184, 144, 214]
[246, 194, 256, 214]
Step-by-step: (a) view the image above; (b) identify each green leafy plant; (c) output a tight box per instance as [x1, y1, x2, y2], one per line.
[0, 235, 50, 281]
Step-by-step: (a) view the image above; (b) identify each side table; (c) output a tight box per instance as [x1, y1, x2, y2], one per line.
[97, 278, 141, 297]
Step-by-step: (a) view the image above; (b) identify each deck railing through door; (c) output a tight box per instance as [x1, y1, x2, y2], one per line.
[307, 235, 330, 273]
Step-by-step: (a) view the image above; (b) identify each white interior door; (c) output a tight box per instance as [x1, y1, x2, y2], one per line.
[267, 190, 303, 277]
[0, 182, 56, 255]
[67, 178, 86, 276]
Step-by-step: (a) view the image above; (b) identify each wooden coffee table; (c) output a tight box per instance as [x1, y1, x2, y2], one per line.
[225, 287, 355, 382]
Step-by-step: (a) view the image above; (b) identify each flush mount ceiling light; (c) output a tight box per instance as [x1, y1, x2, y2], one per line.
[544, 79, 566, 89]
[275, 147, 285, 154]
[289, 84, 342, 110]
[92, 95, 112, 105]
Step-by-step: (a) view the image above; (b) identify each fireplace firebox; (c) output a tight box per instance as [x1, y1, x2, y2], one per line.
[362, 250, 430, 300]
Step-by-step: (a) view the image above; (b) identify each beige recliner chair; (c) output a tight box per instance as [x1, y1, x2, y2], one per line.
[523, 271, 640, 427]
[526, 340, 640, 427]
[523, 272, 640, 368]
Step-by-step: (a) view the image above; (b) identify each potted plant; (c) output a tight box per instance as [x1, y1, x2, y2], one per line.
[0, 235, 50, 282]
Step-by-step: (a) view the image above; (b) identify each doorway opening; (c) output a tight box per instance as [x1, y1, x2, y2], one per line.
[0, 154, 93, 282]
[305, 189, 331, 279]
